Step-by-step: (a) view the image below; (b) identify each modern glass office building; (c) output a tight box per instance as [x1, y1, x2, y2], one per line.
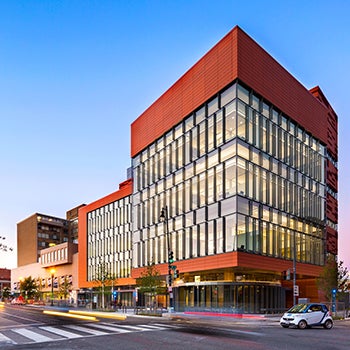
[79, 26, 338, 313]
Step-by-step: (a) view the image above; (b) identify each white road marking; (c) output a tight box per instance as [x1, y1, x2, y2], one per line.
[88, 323, 132, 333]
[0, 332, 16, 344]
[153, 323, 179, 328]
[0, 322, 179, 345]
[113, 324, 153, 331]
[40, 326, 82, 339]
[64, 324, 108, 336]
[138, 324, 166, 329]
[12, 328, 53, 342]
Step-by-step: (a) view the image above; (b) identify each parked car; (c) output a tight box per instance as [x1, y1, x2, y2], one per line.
[280, 303, 333, 329]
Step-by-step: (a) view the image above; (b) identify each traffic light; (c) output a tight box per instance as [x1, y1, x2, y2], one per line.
[168, 251, 174, 264]
[168, 274, 172, 286]
[174, 269, 179, 279]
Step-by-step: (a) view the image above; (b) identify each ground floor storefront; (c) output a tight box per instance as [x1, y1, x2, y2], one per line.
[173, 282, 286, 313]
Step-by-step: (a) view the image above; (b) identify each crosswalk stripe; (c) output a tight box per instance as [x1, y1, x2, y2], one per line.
[39, 326, 82, 339]
[12, 328, 53, 343]
[153, 323, 179, 328]
[64, 324, 108, 336]
[0, 332, 16, 344]
[137, 324, 166, 330]
[0, 322, 179, 345]
[113, 324, 151, 331]
[88, 323, 132, 333]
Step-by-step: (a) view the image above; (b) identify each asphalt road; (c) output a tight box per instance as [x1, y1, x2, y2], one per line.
[1, 304, 349, 350]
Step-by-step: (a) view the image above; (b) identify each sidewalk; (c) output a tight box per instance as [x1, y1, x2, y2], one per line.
[27, 303, 350, 325]
[164, 311, 282, 325]
[31, 304, 280, 323]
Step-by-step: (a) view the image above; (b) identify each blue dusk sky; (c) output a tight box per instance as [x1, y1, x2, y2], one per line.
[0, 1, 349, 270]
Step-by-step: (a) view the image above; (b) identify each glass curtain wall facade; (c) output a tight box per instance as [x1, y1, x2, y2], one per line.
[132, 82, 326, 312]
[87, 196, 133, 282]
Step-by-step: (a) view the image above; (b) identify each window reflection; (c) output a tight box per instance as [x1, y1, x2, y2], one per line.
[132, 82, 326, 267]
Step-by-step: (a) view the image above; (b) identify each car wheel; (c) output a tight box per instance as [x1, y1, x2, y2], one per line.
[281, 325, 289, 328]
[298, 320, 307, 329]
[323, 319, 333, 329]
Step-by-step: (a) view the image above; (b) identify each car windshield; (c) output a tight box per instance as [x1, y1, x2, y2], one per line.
[287, 304, 308, 313]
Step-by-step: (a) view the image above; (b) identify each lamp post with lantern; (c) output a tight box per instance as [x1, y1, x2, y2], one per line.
[160, 206, 175, 311]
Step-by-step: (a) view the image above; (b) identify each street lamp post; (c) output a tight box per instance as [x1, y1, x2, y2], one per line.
[50, 268, 56, 306]
[160, 206, 174, 311]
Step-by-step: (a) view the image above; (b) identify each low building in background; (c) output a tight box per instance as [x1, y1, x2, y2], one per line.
[12, 205, 83, 304]
[17, 213, 70, 267]
[17, 205, 84, 267]
[11, 242, 79, 304]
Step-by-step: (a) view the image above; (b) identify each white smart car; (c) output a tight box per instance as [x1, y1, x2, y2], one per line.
[280, 303, 333, 329]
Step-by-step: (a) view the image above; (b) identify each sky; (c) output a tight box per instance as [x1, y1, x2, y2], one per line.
[0, 0, 349, 271]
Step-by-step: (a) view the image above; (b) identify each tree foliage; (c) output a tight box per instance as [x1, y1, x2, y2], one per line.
[92, 261, 116, 288]
[317, 255, 349, 301]
[136, 263, 167, 297]
[92, 261, 117, 308]
[59, 276, 71, 300]
[1, 286, 11, 299]
[20, 276, 38, 299]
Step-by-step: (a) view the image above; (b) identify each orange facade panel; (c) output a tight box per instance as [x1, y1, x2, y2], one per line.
[326, 192, 338, 224]
[237, 252, 323, 277]
[131, 28, 238, 157]
[78, 179, 133, 288]
[283, 278, 322, 304]
[310, 86, 338, 160]
[131, 253, 239, 279]
[131, 26, 331, 158]
[326, 227, 338, 255]
[131, 252, 322, 279]
[236, 29, 329, 145]
[327, 159, 338, 192]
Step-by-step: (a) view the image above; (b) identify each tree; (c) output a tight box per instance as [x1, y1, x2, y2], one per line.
[59, 276, 71, 302]
[136, 263, 167, 308]
[20, 276, 38, 300]
[317, 255, 349, 301]
[1, 286, 11, 300]
[92, 261, 116, 309]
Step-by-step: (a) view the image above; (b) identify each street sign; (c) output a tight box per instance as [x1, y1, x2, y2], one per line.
[294, 285, 299, 296]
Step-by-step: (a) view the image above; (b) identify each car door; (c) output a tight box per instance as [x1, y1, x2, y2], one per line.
[306, 304, 324, 325]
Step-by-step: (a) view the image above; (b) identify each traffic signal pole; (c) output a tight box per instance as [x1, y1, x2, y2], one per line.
[160, 206, 174, 311]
